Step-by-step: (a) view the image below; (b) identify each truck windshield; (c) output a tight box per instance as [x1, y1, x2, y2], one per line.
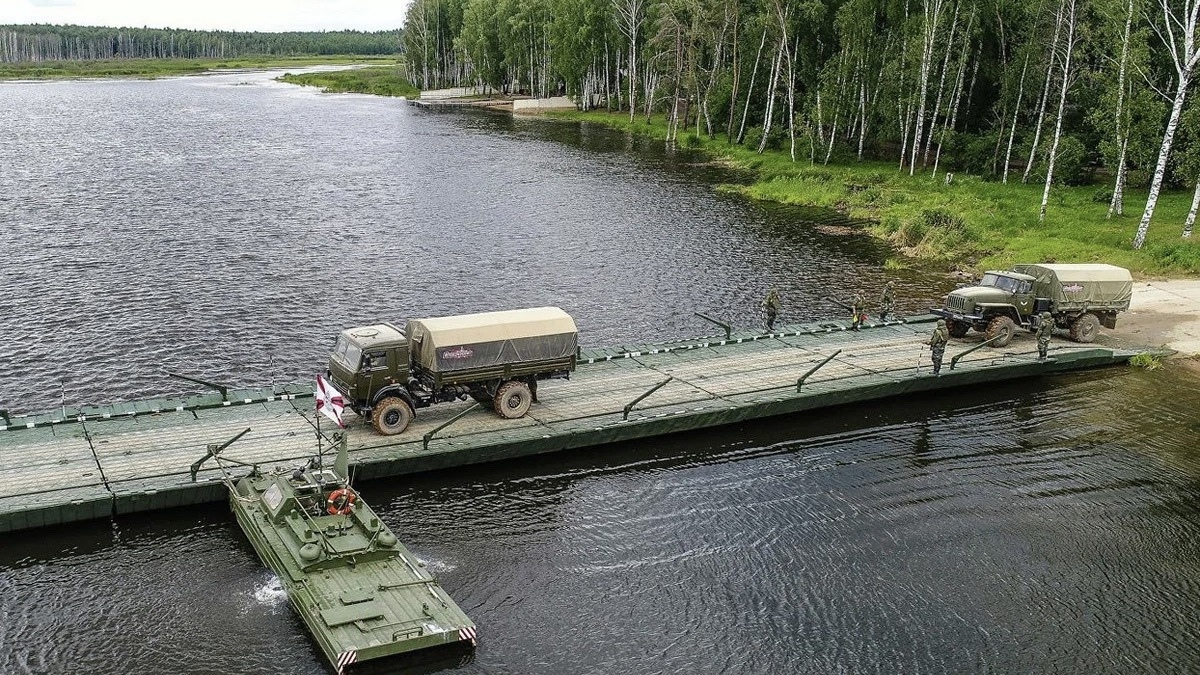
[332, 335, 364, 369]
[979, 273, 1023, 293]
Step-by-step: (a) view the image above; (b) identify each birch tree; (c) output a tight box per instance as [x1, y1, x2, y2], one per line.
[1107, 0, 1138, 216]
[1040, 0, 1080, 222]
[1133, 0, 1200, 248]
[909, 0, 952, 174]
[614, 0, 647, 122]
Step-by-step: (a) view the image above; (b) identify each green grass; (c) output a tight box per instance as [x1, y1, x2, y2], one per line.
[1129, 353, 1165, 370]
[550, 109, 1200, 278]
[0, 56, 399, 80]
[276, 66, 418, 98]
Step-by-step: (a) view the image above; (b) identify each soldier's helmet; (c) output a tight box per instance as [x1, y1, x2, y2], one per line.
[886, 281, 895, 287]
[936, 319, 946, 326]
[1041, 311, 1052, 318]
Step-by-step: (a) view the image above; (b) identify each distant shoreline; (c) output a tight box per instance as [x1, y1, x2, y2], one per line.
[0, 55, 397, 80]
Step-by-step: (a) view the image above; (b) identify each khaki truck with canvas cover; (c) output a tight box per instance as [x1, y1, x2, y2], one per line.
[326, 307, 578, 435]
[931, 263, 1132, 347]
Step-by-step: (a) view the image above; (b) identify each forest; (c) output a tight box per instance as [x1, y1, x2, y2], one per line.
[0, 24, 402, 62]
[402, 0, 1200, 247]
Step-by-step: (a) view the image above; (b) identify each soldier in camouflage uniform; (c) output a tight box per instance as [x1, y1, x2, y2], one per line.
[1035, 310, 1054, 360]
[850, 293, 866, 331]
[762, 289, 782, 332]
[929, 319, 949, 375]
[879, 281, 896, 320]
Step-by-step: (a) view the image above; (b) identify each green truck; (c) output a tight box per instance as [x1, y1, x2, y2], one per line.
[326, 307, 578, 435]
[932, 263, 1133, 347]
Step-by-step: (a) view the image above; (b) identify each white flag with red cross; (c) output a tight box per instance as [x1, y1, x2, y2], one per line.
[315, 374, 346, 428]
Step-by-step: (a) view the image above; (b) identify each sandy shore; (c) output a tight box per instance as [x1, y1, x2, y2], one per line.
[1103, 280, 1200, 360]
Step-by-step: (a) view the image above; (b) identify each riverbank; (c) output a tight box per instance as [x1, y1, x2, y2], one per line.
[0, 55, 398, 80]
[1106, 280, 1200, 362]
[276, 66, 417, 97]
[549, 110, 1200, 279]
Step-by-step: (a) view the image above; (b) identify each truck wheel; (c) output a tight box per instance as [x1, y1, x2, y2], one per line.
[494, 381, 532, 419]
[372, 397, 413, 435]
[1069, 313, 1101, 343]
[984, 315, 1016, 347]
[946, 319, 969, 338]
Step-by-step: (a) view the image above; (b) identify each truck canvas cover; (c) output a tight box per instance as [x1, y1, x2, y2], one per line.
[407, 307, 578, 373]
[1011, 263, 1132, 309]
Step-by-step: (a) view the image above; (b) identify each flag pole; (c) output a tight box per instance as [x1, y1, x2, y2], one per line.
[315, 376, 324, 472]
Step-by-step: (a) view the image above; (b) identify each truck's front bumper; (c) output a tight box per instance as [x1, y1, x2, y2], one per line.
[929, 308, 984, 324]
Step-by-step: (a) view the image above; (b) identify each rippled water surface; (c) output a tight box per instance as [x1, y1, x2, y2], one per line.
[2, 70, 1199, 675]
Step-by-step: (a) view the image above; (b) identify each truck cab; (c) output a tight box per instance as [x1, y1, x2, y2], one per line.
[326, 322, 413, 418]
[934, 270, 1039, 346]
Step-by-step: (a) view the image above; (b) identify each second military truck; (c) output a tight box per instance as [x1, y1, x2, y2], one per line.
[932, 263, 1132, 347]
[327, 307, 578, 435]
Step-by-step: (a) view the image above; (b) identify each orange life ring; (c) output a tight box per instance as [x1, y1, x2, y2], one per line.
[326, 488, 357, 515]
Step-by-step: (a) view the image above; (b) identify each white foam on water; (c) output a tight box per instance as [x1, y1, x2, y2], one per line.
[238, 574, 288, 615]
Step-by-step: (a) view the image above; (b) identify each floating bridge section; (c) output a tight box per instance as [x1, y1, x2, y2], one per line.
[0, 316, 1141, 533]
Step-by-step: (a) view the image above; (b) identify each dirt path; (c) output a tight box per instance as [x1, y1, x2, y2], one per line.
[1102, 280, 1200, 365]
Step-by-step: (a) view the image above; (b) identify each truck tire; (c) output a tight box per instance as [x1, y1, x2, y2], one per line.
[1069, 313, 1101, 343]
[946, 319, 969, 338]
[494, 381, 532, 419]
[372, 397, 413, 435]
[984, 315, 1016, 347]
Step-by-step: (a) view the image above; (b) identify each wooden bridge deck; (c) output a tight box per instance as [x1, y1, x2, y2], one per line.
[0, 316, 1139, 533]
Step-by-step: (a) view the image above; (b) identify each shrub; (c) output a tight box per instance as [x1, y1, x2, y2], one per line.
[742, 126, 764, 150]
[920, 208, 966, 232]
[1129, 353, 1163, 370]
[1053, 135, 1092, 186]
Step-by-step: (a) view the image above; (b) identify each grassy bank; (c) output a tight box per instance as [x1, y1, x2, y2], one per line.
[276, 66, 417, 98]
[551, 110, 1200, 278]
[0, 56, 399, 80]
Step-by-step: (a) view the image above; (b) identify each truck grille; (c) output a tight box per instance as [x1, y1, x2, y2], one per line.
[947, 295, 972, 313]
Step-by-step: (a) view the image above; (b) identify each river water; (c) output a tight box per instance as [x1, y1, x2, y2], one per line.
[1, 70, 1198, 675]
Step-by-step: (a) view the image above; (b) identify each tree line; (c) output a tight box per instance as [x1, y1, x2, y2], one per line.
[402, 0, 1200, 246]
[0, 24, 403, 62]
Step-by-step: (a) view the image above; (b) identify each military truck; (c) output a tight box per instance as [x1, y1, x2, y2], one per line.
[931, 263, 1132, 348]
[326, 307, 578, 435]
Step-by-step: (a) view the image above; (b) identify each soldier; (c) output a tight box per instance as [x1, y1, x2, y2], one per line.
[929, 318, 949, 375]
[850, 293, 866, 331]
[1035, 310, 1054, 360]
[762, 289, 782, 332]
[879, 281, 896, 321]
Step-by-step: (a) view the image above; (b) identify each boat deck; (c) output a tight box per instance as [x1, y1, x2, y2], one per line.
[0, 315, 1142, 533]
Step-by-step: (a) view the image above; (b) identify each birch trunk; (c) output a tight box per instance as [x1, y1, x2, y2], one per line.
[738, 30, 768, 145]
[1132, 0, 1200, 248]
[933, 15, 975, 178]
[1023, 3, 1065, 183]
[759, 40, 785, 154]
[1040, 0, 1077, 223]
[1183, 178, 1200, 237]
[1134, 70, 1195, 247]
[614, 0, 644, 123]
[909, 0, 947, 175]
[1108, 0, 1136, 218]
[786, 34, 799, 162]
[1004, 55, 1030, 183]
[924, 0, 961, 167]
[857, 72, 868, 159]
